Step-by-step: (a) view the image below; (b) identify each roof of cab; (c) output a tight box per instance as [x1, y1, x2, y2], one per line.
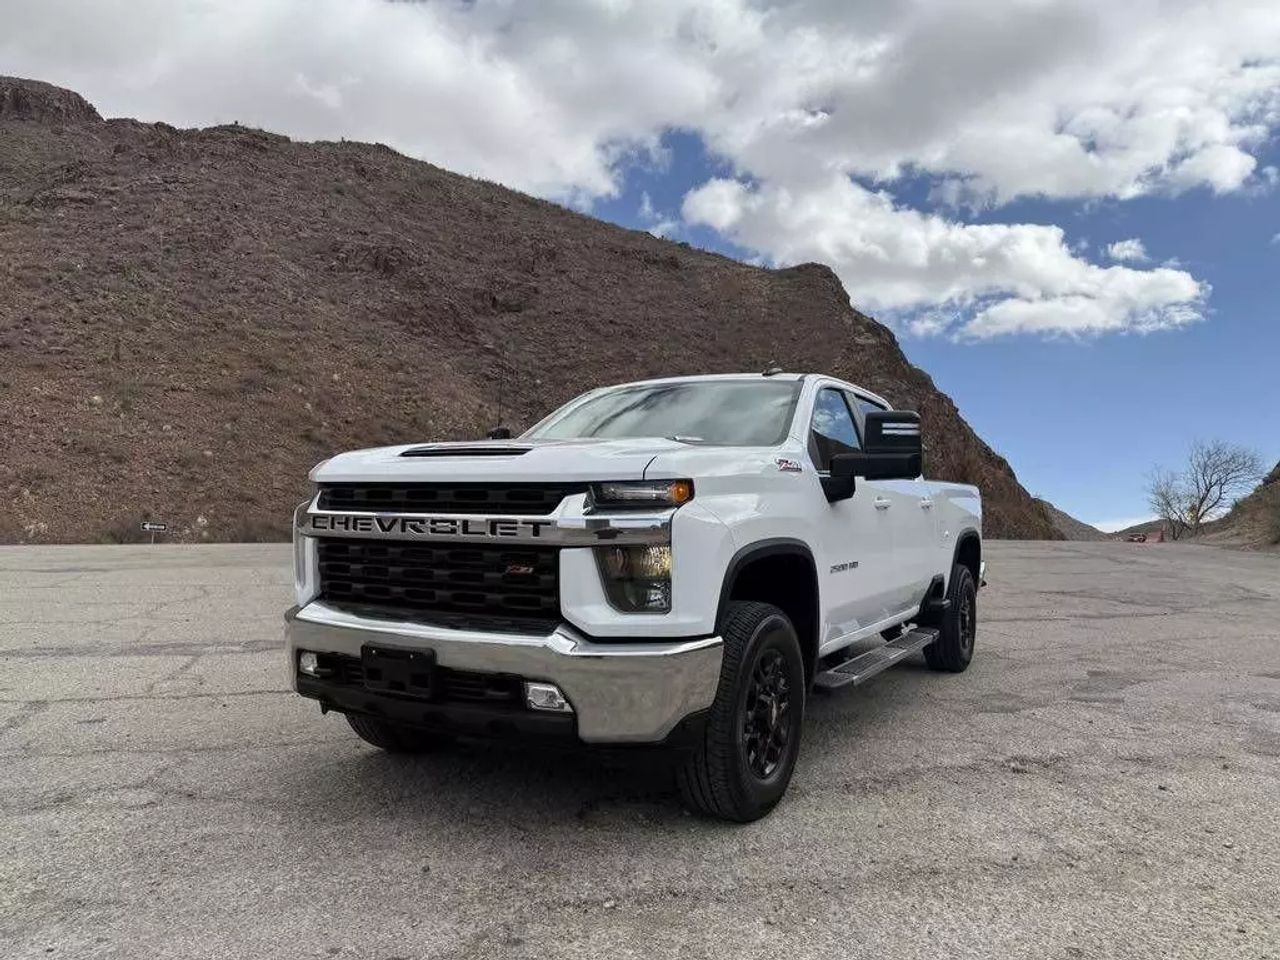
[606, 372, 808, 388]
[600, 372, 891, 409]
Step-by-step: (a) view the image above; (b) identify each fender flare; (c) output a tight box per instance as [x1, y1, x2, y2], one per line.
[715, 537, 817, 626]
[950, 528, 982, 582]
[715, 538, 821, 680]
[916, 529, 982, 623]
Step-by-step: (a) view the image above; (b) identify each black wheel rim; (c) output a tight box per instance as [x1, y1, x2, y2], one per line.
[741, 647, 793, 780]
[959, 587, 976, 653]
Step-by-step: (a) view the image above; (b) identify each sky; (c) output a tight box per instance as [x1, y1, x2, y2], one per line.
[4, 0, 1278, 529]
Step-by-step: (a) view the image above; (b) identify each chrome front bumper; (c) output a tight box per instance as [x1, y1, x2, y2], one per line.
[285, 602, 723, 743]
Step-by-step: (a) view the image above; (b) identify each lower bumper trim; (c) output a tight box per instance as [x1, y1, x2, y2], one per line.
[298, 677, 710, 749]
[299, 676, 578, 741]
[285, 601, 724, 744]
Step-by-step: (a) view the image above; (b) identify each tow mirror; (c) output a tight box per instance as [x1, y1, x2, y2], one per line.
[820, 411, 924, 502]
[486, 426, 512, 440]
[864, 409, 922, 454]
[826, 450, 920, 500]
[822, 411, 923, 502]
[862, 410, 923, 477]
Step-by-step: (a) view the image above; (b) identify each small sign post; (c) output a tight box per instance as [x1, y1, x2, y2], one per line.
[140, 521, 168, 544]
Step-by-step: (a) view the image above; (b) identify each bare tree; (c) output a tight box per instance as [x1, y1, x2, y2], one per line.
[1146, 440, 1264, 539]
[1146, 468, 1190, 540]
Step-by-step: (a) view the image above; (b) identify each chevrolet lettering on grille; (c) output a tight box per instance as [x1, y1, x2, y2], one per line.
[304, 513, 554, 539]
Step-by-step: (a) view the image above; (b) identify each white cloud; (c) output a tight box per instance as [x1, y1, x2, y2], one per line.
[1106, 239, 1149, 262]
[638, 191, 678, 239]
[8, 0, 1278, 202]
[904, 313, 951, 338]
[683, 176, 1206, 338]
[4, 0, 1277, 337]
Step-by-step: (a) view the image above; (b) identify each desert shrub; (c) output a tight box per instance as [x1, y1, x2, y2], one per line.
[95, 514, 150, 544]
[1263, 488, 1280, 545]
[226, 515, 290, 543]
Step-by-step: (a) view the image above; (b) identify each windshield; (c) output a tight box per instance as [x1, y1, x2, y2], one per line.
[525, 379, 802, 446]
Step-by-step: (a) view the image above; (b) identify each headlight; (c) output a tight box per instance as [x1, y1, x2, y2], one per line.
[596, 544, 672, 612]
[293, 499, 317, 604]
[587, 479, 693, 511]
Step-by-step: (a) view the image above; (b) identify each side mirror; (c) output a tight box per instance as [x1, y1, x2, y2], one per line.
[486, 426, 512, 440]
[862, 410, 923, 477]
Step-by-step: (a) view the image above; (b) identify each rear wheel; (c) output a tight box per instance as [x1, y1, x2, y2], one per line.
[676, 601, 806, 822]
[345, 714, 449, 753]
[923, 564, 977, 672]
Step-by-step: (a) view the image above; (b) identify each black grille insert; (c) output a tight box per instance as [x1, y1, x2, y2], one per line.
[317, 538, 560, 626]
[317, 482, 586, 515]
[325, 654, 524, 707]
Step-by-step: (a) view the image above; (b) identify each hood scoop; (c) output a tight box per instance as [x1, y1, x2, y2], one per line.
[400, 445, 531, 458]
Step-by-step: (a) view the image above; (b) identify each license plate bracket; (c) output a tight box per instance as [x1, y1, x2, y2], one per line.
[360, 644, 437, 698]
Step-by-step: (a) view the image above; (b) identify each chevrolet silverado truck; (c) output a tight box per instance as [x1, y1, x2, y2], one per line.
[285, 372, 983, 821]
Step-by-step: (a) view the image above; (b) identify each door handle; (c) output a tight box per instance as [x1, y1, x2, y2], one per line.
[874, 497, 892, 510]
[919, 498, 934, 509]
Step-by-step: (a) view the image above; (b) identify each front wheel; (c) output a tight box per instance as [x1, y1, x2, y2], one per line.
[923, 563, 977, 672]
[676, 601, 806, 822]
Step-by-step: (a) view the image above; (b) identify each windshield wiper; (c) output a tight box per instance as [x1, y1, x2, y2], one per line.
[666, 435, 708, 444]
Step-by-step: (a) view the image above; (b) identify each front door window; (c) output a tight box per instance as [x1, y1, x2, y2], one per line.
[809, 388, 861, 471]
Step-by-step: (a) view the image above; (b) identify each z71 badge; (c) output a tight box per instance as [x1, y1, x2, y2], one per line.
[776, 458, 803, 473]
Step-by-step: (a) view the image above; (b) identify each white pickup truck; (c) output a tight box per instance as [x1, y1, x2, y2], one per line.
[286, 372, 983, 821]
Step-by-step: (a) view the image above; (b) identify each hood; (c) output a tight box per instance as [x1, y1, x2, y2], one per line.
[311, 437, 696, 484]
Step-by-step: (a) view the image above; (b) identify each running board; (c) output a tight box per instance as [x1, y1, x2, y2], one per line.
[813, 627, 939, 691]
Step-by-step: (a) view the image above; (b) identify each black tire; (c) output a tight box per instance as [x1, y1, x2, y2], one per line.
[923, 564, 977, 672]
[676, 601, 806, 822]
[345, 714, 446, 753]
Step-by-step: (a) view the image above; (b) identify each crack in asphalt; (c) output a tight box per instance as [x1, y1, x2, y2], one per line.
[0, 688, 290, 706]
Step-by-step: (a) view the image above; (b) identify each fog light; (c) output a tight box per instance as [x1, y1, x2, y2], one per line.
[298, 651, 321, 676]
[525, 682, 573, 713]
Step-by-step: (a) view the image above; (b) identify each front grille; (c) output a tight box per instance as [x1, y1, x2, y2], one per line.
[316, 538, 560, 627]
[317, 482, 586, 515]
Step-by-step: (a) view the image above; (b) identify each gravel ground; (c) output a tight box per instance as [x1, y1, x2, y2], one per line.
[1, 540, 1278, 959]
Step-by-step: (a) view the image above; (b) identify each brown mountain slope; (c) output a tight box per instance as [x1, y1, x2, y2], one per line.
[1034, 499, 1109, 541]
[1199, 461, 1280, 550]
[1114, 519, 1167, 538]
[0, 77, 1060, 544]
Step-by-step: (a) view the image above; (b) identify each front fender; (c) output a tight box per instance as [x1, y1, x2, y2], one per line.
[558, 500, 736, 639]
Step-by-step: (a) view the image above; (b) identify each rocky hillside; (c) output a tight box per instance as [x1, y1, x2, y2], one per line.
[1036, 500, 1109, 541]
[0, 77, 1060, 544]
[1201, 462, 1280, 550]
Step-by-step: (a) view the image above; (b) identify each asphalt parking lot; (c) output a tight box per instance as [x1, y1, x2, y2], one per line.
[2, 540, 1278, 959]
